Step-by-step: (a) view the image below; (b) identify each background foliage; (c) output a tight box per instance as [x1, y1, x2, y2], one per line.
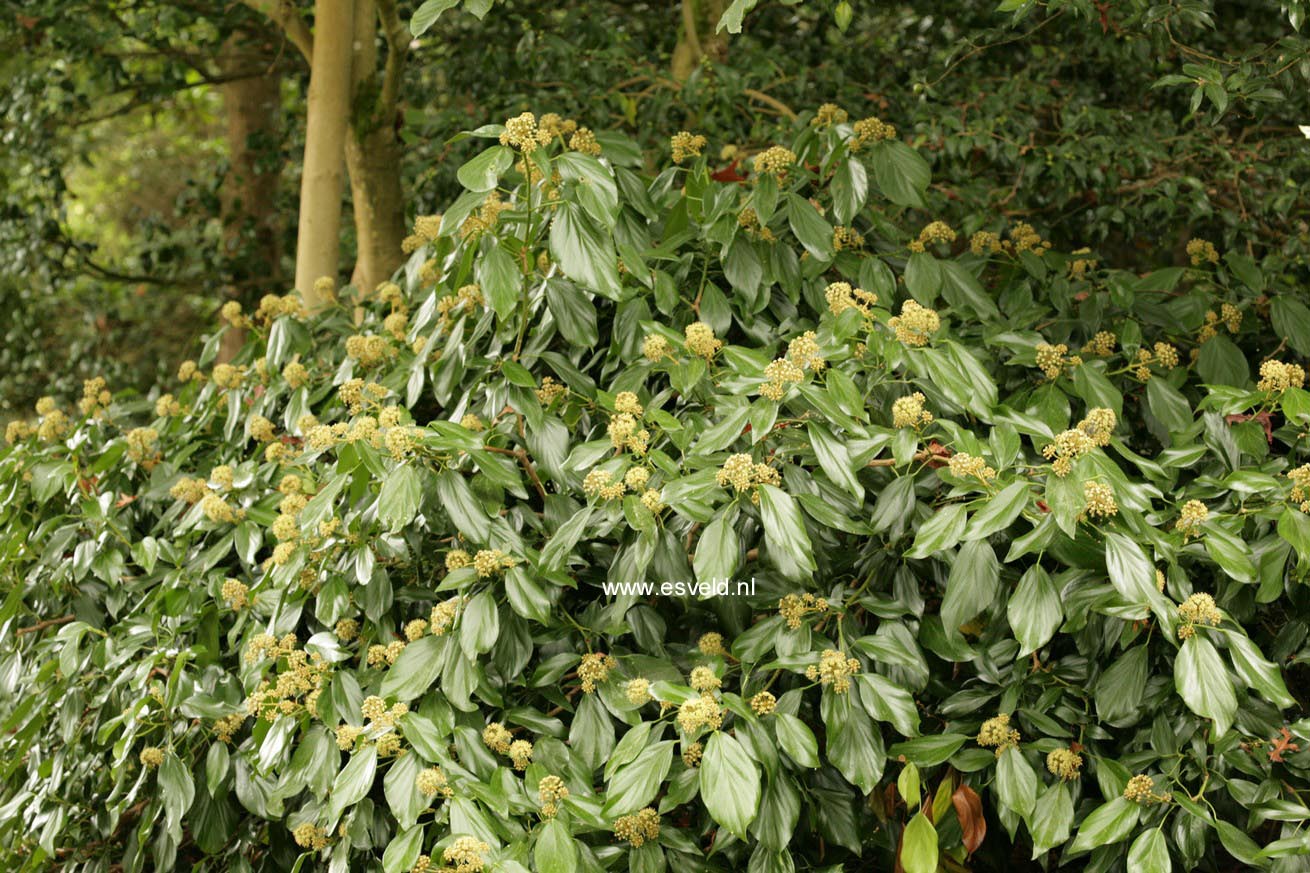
[3, 0, 1308, 412]
[3, 1, 1310, 871]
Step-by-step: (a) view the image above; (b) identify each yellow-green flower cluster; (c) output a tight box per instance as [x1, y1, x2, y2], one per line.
[760, 357, 804, 401]
[1043, 408, 1116, 476]
[684, 322, 722, 359]
[825, 281, 878, 318]
[970, 230, 1004, 255]
[1175, 499, 1208, 538]
[811, 103, 848, 127]
[888, 300, 940, 347]
[716, 453, 780, 495]
[416, 766, 452, 799]
[697, 632, 726, 656]
[625, 677, 653, 705]
[1035, 342, 1076, 379]
[139, 746, 165, 768]
[1068, 247, 1098, 279]
[977, 713, 1020, 755]
[404, 619, 428, 642]
[947, 452, 996, 484]
[482, 721, 512, 754]
[292, 823, 328, 850]
[607, 393, 650, 454]
[367, 641, 407, 667]
[153, 392, 182, 417]
[4, 420, 33, 445]
[255, 293, 305, 322]
[221, 578, 250, 610]
[738, 206, 776, 242]
[752, 145, 796, 178]
[1177, 592, 1221, 640]
[1046, 748, 1083, 781]
[642, 334, 672, 361]
[536, 376, 566, 404]
[778, 592, 827, 629]
[402, 214, 443, 253]
[1123, 774, 1170, 804]
[1132, 342, 1180, 381]
[907, 220, 956, 253]
[676, 694, 724, 734]
[539, 774, 570, 818]
[125, 427, 158, 464]
[689, 666, 721, 692]
[832, 225, 865, 251]
[1199, 303, 1242, 342]
[1257, 360, 1305, 393]
[214, 713, 245, 743]
[428, 597, 460, 635]
[345, 334, 393, 369]
[1288, 464, 1310, 512]
[583, 468, 628, 501]
[473, 548, 516, 577]
[33, 397, 70, 442]
[79, 377, 111, 417]
[750, 691, 777, 715]
[1081, 480, 1118, 520]
[1186, 238, 1220, 266]
[569, 127, 601, 156]
[1010, 222, 1050, 254]
[892, 392, 933, 429]
[202, 492, 239, 524]
[671, 131, 708, 163]
[851, 116, 896, 148]
[221, 300, 251, 329]
[499, 111, 552, 150]
[578, 652, 617, 693]
[212, 364, 245, 390]
[456, 195, 508, 241]
[613, 807, 661, 847]
[1081, 331, 1117, 357]
[244, 642, 329, 722]
[539, 112, 578, 141]
[805, 648, 860, 693]
[443, 836, 490, 872]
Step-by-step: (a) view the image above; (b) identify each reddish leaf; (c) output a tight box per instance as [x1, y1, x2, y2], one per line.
[1226, 411, 1273, 445]
[1269, 726, 1301, 763]
[951, 783, 986, 855]
[710, 160, 746, 183]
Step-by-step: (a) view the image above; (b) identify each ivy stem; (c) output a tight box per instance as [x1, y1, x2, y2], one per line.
[513, 154, 535, 361]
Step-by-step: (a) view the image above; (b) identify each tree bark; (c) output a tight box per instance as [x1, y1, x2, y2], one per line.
[345, 0, 407, 295]
[672, 0, 726, 82]
[294, 0, 354, 309]
[219, 30, 283, 361]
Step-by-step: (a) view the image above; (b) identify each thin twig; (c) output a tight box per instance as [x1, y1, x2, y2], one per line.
[16, 615, 76, 636]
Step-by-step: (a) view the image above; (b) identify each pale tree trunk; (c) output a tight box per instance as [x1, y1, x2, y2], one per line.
[219, 30, 283, 362]
[294, 0, 355, 309]
[345, 0, 407, 296]
[672, 0, 726, 82]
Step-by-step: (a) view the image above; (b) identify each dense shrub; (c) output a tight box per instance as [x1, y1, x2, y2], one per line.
[3, 110, 1310, 872]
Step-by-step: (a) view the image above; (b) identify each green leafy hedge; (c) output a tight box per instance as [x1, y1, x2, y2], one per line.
[3, 109, 1310, 872]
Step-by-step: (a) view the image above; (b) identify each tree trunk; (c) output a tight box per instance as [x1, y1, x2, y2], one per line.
[345, 0, 407, 296]
[672, 0, 726, 82]
[219, 30, 283, 361]
[294, 0, 355, 309]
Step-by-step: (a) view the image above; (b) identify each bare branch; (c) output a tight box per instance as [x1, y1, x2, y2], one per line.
[376, 0, 410, 115]
[241, 0, 314, 64]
